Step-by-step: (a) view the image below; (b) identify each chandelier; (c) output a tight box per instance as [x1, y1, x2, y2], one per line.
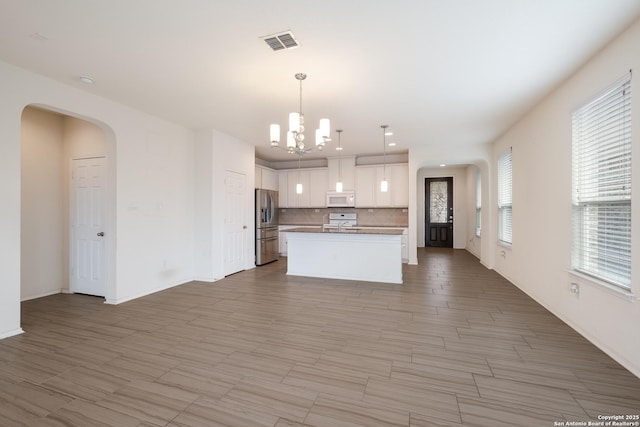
[270, 73, 330, 155]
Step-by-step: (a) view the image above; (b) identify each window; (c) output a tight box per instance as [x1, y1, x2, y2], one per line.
[572, 74, 632, 290]
[498, 150, 513, 245]
[476, 171, 482, 236]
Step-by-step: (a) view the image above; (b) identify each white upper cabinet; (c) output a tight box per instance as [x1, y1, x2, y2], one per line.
[376, 166, 392, 207]
[354, 166, 377, 207]
[272, 162, 406, 208]
[262, 168, 278, 191]
[255, 165, 262, 189]
[255, 165, 278, 191]
[278, 168, 327, 208]
[308, 168, 329, 207]
[286, 170, 309, 208]
[354, 164, 408, 207]
[278, 172, 288, 207]
[328, 156, 356, 192]
[388, 164, 409, 207]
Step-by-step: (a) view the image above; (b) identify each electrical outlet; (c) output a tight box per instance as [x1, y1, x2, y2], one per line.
[570, 282, 580, 295]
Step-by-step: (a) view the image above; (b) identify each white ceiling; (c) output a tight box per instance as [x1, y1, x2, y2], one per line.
[1, 1, 639, 164]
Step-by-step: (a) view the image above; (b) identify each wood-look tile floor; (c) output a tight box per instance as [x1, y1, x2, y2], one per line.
[1, 248, 639, 426]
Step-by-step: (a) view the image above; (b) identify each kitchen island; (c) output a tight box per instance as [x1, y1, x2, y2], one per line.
[285, 227, 403, 284]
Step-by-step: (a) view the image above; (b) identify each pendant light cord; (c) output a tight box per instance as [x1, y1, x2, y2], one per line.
[299, 77, 303, 115]
[337, 130, 342, 180]
[382, 125, 388, 179]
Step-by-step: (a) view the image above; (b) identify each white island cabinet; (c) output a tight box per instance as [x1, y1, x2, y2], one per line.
[286, 227, 403, 284]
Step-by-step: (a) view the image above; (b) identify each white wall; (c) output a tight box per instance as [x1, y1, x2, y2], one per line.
[0, 60, 197, 338]
[194, 129, 255, 281]
[490, 19, 640, 376]
[109, 120, 195, 304]
[20, 107, 65, 300]
[465, 164, 481, 259]
[194, 132, 214, 281]
[212, 130, 256, 277]
[0, 64, 24, 338]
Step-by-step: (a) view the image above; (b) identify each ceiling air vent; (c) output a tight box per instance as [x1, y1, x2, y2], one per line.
[262, 31, 299, 51]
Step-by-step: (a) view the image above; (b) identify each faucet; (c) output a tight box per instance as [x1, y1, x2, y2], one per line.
[338, 220, 348, 232]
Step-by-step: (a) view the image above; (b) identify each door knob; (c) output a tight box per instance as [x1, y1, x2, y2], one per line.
[243, 225, 247, 229]
[97, 232, 104, 237]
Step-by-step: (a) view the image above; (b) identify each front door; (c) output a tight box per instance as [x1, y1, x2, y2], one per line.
[425, 177, 453, 248]
[70, 157, 106, 296]
[224, 170, 247, 276]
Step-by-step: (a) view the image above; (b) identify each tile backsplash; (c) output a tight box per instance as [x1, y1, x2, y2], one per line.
[279, 208, 408, 227]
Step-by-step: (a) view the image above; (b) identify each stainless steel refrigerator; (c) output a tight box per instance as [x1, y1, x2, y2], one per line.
[255, 189, 279, 265]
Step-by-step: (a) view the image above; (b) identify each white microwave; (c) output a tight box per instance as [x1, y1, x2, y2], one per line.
[327, 191, 355, 207]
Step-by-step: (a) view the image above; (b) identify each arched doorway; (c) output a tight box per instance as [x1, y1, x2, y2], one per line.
[20, 105, 116, 304]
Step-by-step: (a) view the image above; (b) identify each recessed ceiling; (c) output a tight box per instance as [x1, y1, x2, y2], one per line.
[1, 1, 638, 164]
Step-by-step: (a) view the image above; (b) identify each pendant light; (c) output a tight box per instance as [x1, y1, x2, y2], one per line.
[335, 129, 343, 192]
[296, 155, 303, 194]
[380, 125, 389, 192]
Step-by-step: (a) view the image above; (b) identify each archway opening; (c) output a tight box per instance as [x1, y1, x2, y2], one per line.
[20, 105, 116, 308]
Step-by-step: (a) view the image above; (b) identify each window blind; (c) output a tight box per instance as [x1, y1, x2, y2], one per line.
[498, 150, 513, 244]
[572, 74, 631, 289]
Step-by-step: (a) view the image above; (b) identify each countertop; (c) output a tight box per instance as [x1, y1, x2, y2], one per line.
[285, 227, 405, 235]
[279, 223, 408, 228]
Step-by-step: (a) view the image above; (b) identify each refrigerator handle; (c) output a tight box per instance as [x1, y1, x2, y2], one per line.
[267, 194, 272, 223]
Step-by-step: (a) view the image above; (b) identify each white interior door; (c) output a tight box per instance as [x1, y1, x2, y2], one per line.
[224, 170, 247, 276]
[70, 157, 106, 296]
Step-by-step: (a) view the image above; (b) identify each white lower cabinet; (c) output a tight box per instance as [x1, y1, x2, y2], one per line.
[401, 228, 408, 263]
[347, 226, 409, 263]
[280, 225, 408, 261]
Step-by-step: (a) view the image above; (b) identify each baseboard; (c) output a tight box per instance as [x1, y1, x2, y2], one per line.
[553, 310, 640, 379]
[193, 275, 215, 282]
[0, 328, 25, 340]
[492, 266, 640, 379]
[20, 289, 62, 302]
[104, 278, 193, 305]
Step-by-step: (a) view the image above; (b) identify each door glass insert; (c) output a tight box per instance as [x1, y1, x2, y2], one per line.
[430, 181, 448, 223]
